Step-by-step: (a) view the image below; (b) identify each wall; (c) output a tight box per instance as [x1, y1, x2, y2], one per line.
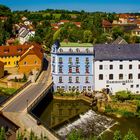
[18, 54, 42, 75]
[94, 60, 140, 94]
[0, 65, 4, 78]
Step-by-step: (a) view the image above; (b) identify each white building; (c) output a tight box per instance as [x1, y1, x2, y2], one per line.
[18, 26, 35, 44]
[94, 44, 140, 94]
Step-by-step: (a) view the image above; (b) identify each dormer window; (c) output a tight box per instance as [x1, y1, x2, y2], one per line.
[86, 48, 89, 53]
[4, 49, 9, 53]
[17, 48, 22, 52]
[69, 48, 73, 53]
[76, 48, 80, 53]
[59, 48, 63, 52]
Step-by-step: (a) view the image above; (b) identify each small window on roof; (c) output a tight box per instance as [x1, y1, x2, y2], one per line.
[17, 48, 22, 52]
[59, 48, 63, 52]
[76, 48, 80, 52]
[86, 48, 89, 53]
[69, 48, 73, 52]
[4, 49, 9, 53]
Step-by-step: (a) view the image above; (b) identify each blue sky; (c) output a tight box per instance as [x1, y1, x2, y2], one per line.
[0, 0, 140, 12]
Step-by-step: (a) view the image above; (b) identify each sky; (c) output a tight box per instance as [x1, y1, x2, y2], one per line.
[0, 0, 140, 13]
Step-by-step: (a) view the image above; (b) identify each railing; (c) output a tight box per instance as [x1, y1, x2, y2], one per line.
[0, 80, 31, 106]
[27, 82, 61, 139]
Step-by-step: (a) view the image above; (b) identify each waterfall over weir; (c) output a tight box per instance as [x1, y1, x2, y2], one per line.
[56, 110, 116, 138]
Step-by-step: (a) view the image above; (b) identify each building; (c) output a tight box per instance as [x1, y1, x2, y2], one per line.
[51, 41, 140, 94]
[94, 44, 140, 94]
[18, 26, 35, 44]
[0, 44, 43, 70]
[0, 61, 4, 78]
[51, 41, 94, 92]
[18, 45, 43, 75]
[131, 28, 140, 37]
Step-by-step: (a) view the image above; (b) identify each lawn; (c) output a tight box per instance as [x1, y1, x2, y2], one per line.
[0, 87, 17, 96]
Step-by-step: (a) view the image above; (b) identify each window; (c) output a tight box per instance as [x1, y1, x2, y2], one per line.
[24, 61, 27, 65]
[59, 77, 62, 83]
[69, 57, 72, 64]
[59, 66, 63, 73]
[69, 48, 73, 52]
[59, 48, 63, 52]
[88, 86, 91, 91]
[86, 48, 89, 53]
[76, 77, 79, 83]
[76, 57, 79, 64]
[34, 61, 37, 64]
[8, 62, 10, 65]
[110, 65, 113, 69]
[57, 86, 60, 90]
[76, 86, 79, 91]
[138, 74, 140, 79]
[76, 66, 79, 73]
[69, 77, 72, 83]
[128, 74, 133, 79]
[130, 85, 133, 88]
[85, 76, 89, 83]
[138, 64, 140, 69]
[109, 74, 113, 80]
[85, 65, 89, 73]
[59, 57, 63, 64]
[52, 57, 55, 63]
[99, 74, 103, 80]
[119, 65, 123, 69]
[136, 85, 139, 88]
[76, 48, 80, 53]
[69, 66, 72, 73]
[119, 74, 123, 80]
[69, 86, 72, 91]
[129, 64, 132, 69]
[52, 65, 55, 72]
[99, 65, 103, 70]
[83, 86, 86, 91]
[85, 57, 89, 64]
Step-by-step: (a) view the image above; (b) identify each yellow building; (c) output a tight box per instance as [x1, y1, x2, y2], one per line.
[0, 44, 43, 68]
[18, 45, 43, 75]
[0, 61, 4, 78]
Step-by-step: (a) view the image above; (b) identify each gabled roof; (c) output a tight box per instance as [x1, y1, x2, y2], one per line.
[94, 44, 140, 60]
[0, 44, 41, 57]
[19, 45, 44, 61]
[112, 36, 128, 45]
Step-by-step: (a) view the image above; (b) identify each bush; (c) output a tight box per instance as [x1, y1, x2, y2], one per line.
[115, 91, 132, 102]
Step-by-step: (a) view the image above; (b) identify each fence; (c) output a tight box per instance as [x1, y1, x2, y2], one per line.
[0, 80, 31, 106]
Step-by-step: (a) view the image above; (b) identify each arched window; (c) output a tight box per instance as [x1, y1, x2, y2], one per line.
[119, 74, 123, 80]
[109, 74, 113, 80]
[128, 73, 133, 79]
[99, 74, 103, 80]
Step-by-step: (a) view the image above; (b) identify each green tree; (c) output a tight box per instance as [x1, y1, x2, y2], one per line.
[83, 30, 92, 43]
[0, 127, 5, 140]
[113, 130, 122, 140]
[67, 130, 82, 140]
[112, 26, 124, 39]
[53, 28, 61, 41]
[123, 130, 138, 140]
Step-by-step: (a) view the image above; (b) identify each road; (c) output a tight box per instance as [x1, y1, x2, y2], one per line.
[3, 57, 51, 112]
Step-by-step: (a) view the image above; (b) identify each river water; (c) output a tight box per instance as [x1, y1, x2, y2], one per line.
[39, 99, 140, 139]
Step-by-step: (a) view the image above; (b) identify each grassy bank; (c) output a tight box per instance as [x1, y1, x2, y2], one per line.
[0, 87, 17, 96]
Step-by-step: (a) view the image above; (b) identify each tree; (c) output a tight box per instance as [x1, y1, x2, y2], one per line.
[123, 130, 138, 140]
[53, 28, 61, 41]
[112, 26, 124, 39]
[67, 130, 82, 140]
[113, 130, 122, 140]
[0, 127, 5, 140]
[83, 30, 92, 43]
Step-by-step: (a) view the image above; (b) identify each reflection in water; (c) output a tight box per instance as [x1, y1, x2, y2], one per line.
[39, 99, 90, 128]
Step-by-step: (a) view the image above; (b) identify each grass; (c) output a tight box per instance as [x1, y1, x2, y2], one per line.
[60, 42, 93, 47]
[0, 87, 17, 96]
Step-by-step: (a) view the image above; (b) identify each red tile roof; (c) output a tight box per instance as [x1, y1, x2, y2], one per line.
[0, 44, 42, 57]
[102, 20, 112, 27]
[19, 45, 44, 61]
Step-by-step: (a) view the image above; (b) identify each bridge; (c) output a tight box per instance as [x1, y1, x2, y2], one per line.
[0, 57, 58, 140]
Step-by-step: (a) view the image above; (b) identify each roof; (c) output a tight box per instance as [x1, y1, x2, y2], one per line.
[19, 45, 44, 61]
[94, 44, 140, 60]
[102, 20, 112, 27]
[60, 42, 92, 47]
[112, 36, 128, 45]
[0, 44, 41, 57]
[0, 61, 4, 67]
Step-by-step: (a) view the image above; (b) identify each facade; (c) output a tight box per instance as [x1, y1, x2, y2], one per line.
[51, 42, 94, 92]
[0, 61, 4, 78]
[94, 44, 140, 94]
[18, 45, 43, 75]
[132, 28, 140, 37]
[51, 42, 140, 94]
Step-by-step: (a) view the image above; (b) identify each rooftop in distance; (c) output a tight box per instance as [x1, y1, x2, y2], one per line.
[60, 42, 93, 47]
